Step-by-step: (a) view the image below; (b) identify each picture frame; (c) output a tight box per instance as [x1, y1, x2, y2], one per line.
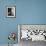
[6, 5, 16, 18]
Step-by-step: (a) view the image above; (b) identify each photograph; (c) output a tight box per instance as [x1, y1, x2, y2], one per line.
[6, 5, 16, 17]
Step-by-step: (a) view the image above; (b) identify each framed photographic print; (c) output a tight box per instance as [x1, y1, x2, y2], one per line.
[6, 5, 16, 18]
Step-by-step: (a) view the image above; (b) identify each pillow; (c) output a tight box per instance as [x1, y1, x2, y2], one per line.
[21, 30, 28, 39]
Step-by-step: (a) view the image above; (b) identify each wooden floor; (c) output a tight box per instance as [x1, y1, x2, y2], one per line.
[0, 40, 46, 46]
[19, 40, 46, 46]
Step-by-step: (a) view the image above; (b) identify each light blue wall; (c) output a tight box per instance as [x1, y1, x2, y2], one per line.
[16, 0, 46, 24]
[0, 0, 18, 44]
[0, 0, 46, 44]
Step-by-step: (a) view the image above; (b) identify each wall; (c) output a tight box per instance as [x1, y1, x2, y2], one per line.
[16, 0, 46, 24]
[0, 0, 18, 44]
[0, 0, 46, 45]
